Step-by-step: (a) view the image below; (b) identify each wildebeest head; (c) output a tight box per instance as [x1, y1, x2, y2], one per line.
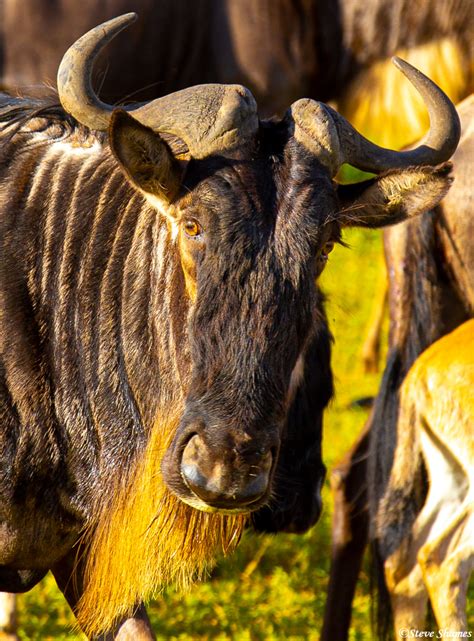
[57, 14, 460, 519]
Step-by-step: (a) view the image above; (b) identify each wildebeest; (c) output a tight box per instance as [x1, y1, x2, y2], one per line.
[322, 93, 473, 641]
[335, 0, 472, 147]
[378, 318, 474, 632]
[1, 0, 472, 128]
[0, 13, 460, 639]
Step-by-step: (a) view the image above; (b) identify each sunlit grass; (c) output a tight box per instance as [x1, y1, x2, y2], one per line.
[17, 228, 387, 640]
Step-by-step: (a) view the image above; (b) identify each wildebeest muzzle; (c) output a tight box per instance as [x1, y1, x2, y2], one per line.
[161, 409, 279, 513]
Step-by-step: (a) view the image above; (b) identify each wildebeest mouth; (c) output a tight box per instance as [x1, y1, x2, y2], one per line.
[176, 491, 266, 516]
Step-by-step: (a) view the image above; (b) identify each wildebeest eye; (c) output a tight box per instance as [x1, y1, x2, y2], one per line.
[321, 242, 334, 260]
[183, 219, 203, 238]
[316, 241, 335, 276]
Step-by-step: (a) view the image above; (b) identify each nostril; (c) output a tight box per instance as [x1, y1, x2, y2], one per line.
[181, 433, 225, 503]
[181, 461, 207, 492]
[181, 432, 201, 461]
[236, 469, 270, 503]
[233, 441, 276, 467]
[180, 433, 207, 488]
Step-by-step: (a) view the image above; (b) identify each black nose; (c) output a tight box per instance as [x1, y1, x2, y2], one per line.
[180, 434, 273, 510]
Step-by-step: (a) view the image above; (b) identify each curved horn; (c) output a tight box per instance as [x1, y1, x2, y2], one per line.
[291, 57, 461, 176]
[57, 13, 136, 130]
[57, 14, 258, 158]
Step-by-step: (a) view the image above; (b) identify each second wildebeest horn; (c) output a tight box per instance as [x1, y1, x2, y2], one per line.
[57, 13, 258, 158]
[291, 57, 461, 176]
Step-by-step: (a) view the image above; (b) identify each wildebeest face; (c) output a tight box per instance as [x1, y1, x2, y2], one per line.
[161, 130, 338, 514]
[56, 14, 460, 524]
[167, 162, 334, 510]
[110, 110, 338, 513]
[109, 105, 455, 516]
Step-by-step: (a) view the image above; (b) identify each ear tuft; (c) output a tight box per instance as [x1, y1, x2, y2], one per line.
[338, 162, 453, 228]
[109, 109, 184, 202]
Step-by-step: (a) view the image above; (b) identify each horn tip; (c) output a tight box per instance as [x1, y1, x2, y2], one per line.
[123, 12, 138, 23]
[101, 13, 138, 31]
[391, 56, 408, 71]
[391, 56, 429, 86]
[112, 12, 138, 27]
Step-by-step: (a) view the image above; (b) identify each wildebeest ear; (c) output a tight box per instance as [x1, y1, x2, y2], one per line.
[109, 109, 185, 203]
[337, 163, 452, 228]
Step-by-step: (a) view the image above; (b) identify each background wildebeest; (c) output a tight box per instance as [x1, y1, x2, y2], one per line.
[1, 0, 472, 130]
[0, 13, 461, 639]
[378, 318, 474, 632]
[322, 93, 473, 641]
[0, 0, 325, 113]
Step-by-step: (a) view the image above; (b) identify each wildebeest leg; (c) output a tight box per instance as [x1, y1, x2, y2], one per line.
[51, 551, 156, 641]
[419, 503, 473, 629]
[320, 425, 370, 641]
[383, 481, 471, 631]
[0, 592, 18, 641]
[361, 271, 388, 374]
[384, 543, 428, 632]
[383, 450, 471, 630]
[401, 409, 473, 631]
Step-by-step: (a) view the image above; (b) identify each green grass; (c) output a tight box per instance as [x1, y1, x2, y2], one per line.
[17, 228, 388, 640]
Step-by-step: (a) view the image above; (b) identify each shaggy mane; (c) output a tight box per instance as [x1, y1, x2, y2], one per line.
[0, 90, 107, 150]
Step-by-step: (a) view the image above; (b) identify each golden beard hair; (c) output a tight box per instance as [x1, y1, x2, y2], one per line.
[75, 410, 247, 638]
[339, 38, 472, 150]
